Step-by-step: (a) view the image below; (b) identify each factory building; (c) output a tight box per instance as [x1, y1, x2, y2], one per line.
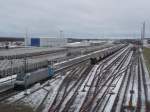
[26, 37, 67, 47]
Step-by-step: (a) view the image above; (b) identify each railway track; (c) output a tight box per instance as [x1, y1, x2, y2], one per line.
[1, 45, 150, 112]
[109, 49, 149, 112]
[78, 46, 131, 112]
[45, 46, 131, 112]
[0, 88, 20, 102]
[3, 45, 125, 112]
[0, 61, 90, 110]
[44, 45, 135, 112]
[94, 51, 131, 111]
[48, 63, 92, 112]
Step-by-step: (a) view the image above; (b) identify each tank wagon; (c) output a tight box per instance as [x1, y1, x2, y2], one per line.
[54, 44, 126, 68]
[14, 44, 126, 88]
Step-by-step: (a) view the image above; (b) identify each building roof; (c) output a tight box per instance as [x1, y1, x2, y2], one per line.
[0, 37, 24, 42]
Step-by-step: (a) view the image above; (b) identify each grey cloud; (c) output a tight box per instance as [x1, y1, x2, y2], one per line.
[0, 0, 150, 38]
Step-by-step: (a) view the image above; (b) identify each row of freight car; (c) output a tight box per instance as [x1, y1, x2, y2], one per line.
[0, 48, 67, 60]
[0, 45, 118, 78]
[0, 44, 114, 78]
[0, 60, 48, 78]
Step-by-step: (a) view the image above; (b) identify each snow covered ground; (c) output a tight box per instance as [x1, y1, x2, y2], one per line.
[2, 45, 149, 112]
[0, 75, 16, 92]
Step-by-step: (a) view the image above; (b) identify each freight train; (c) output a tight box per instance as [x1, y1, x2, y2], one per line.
[14, 44, 126, 88]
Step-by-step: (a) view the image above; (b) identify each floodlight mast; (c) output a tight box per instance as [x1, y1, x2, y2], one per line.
[60, 30, 63, 38]
[141, 22, 145, 49]
[25, 28, 28, 46]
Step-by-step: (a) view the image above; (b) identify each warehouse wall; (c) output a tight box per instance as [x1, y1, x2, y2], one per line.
[30, 37, 67, 47]
[31, 38, 40, 46]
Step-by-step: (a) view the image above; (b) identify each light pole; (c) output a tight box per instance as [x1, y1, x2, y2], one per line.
[60, 30, 63, 38]
[24, 57, 28, 95]
[10, 59, 13, 84]
[141, 22, 145, 49]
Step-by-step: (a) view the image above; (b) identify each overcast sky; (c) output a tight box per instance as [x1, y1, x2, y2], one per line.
[0, 0, 150, 38]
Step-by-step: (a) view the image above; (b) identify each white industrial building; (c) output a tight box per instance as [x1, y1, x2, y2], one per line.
[26, 37, 67, 47]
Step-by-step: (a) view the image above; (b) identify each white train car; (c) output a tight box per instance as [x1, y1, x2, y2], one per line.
[14, 68, 49, 88]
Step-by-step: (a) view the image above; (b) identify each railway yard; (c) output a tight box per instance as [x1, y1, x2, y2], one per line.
[0, 43, 112, 78]
[0, 43, 150, 112]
